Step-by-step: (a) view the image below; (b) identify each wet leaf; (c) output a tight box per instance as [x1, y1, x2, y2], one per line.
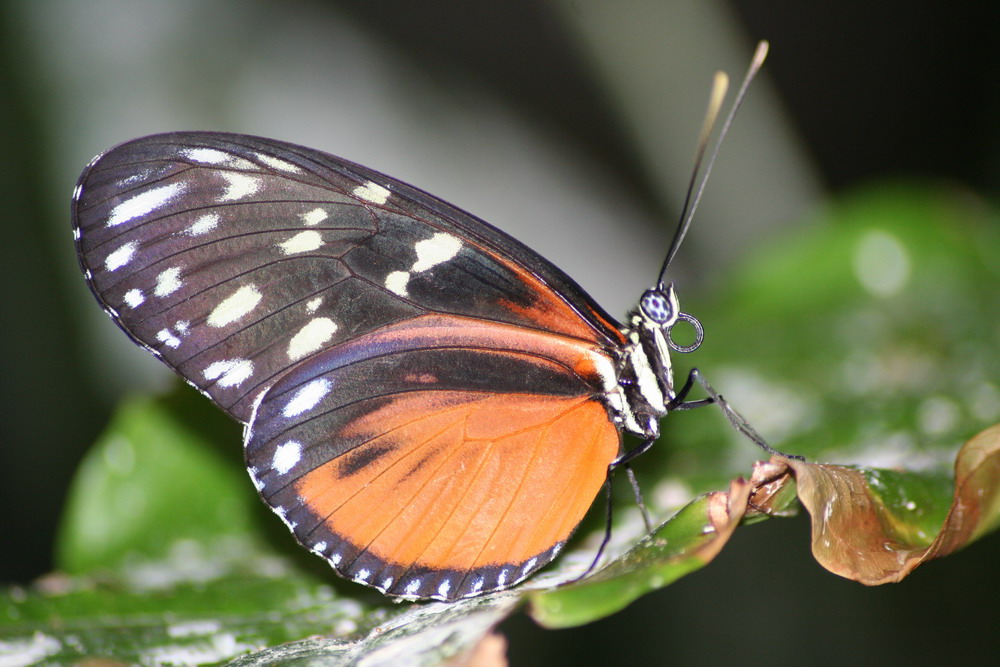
[529, 475, 755, 628]
[0, 569, 518, 666]
[789, 423, 1000, 584]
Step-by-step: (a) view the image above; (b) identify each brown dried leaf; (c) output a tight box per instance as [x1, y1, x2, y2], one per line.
[786, 423, 1000, 584]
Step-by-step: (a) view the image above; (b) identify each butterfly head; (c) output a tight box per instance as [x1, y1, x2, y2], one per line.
[614, 283, 703, 439]
[637, 283, 703, 355]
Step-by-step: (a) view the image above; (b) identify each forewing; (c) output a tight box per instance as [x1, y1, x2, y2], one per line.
[73, 132, 625, 423]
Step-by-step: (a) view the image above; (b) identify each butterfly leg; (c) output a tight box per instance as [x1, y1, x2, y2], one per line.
[570, 433, 659, 585]
[670, 368, 804, 461]
[613, 433, 658, 533]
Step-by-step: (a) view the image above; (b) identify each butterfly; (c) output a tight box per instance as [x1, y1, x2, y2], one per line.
[73, 44, 784, 601]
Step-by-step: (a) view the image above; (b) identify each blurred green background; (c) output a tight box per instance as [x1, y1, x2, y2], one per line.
[1, 1, 998, 664]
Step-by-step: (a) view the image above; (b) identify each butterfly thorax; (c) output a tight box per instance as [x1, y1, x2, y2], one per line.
[607, 284, 689, 441]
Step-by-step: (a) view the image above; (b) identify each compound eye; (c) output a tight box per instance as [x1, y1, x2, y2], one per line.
[640, 289, 674, 324]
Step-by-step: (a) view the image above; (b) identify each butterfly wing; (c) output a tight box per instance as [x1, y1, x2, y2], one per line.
[246, 313, 620, 599]
[73, 132, 626, 599]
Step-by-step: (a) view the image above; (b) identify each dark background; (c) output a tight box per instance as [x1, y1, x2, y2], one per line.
[1, 1, 998, 664]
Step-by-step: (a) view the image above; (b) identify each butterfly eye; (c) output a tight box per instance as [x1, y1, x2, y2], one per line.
[640, 289, 674, 324]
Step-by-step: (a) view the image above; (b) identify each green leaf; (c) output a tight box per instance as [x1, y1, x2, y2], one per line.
[529, 478, 754, 627]
[55, 392, 260, 573]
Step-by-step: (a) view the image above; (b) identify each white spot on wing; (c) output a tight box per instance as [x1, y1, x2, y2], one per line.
[312, 541, 328, 554]
[437, 580, 452, 599]
[203, 358, 254, 387]
[153, 267, 183, 297]
[385, 271, 410, 297]
[271, 441, 302, 475]
[219, 172, 260, 201]
[181, 147, 232, 164]
[355, 569, 371, 583]
[472, 577, 484, 593]
[352, 180, 390, 204]
[156, 329, 181, 348]
[105, 241, 139, 271]
[107, 182, 185, 226]
[248, 466, 264, 491]
[301, 208, 328, 225]
[382, 233, 462, 298]
[283, 378, 333, 417]
[404, 578, 421, 596]
[306, 297, 322, 313]
[207, 285, 262, 327]
[412, 233, 462, 272]
[279, 230, 323, 255]
[123, 288, 145, 308]
[287, 318, 337, 361]
[186, 213, 219, 236]
[256, 153, 300, 172]
[117, 170, 152, 188]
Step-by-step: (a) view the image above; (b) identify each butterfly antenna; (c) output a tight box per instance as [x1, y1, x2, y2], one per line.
[656, 40, 770, 287]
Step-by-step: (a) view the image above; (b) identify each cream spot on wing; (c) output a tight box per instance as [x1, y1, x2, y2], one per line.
[107, 182, 185, 226]
[256, 153, 300, 172]
[186, 213, 220, 236]
[306, 297, 322, 313]
[352, 180, 390, 204]
[181, 147, 256, 170]
[181, 147, 232, 164]
[219, 172, 260, 201]
[283, 378, 333, 417]
[156, 329, 181, 348]
[203, 358, 254, 387]
[287, 317, 337, 361]
[271, 441, 302, 475]
[207, 285, 262, 327]
[412, 233, 461, 272]
[105, 241, 139, 271]
[279, 230, 323, 255]
[301, 208, 328, 225]
[385, 271, 410, 297]
[123, 288, 145, 308]
[153, 267, 183, 297]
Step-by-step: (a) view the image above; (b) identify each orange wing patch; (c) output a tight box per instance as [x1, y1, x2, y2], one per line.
[492, 253, 626, 345]
[295, 389, 619, 578]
